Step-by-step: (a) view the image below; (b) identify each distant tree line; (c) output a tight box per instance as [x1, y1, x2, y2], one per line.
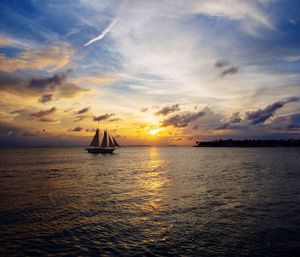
[194, 139, 300, 147]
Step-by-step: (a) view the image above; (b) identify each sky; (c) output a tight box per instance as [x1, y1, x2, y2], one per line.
[0, 0, 300, 146]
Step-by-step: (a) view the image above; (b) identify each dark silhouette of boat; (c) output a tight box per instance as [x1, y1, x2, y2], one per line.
[85, 129, 120, 153]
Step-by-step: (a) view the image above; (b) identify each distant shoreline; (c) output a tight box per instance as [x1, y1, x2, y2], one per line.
[194, 139, 300, 147]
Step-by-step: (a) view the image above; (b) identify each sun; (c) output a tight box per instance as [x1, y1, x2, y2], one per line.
[150, 129, 159, 136]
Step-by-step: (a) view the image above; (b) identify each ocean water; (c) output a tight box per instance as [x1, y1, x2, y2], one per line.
[0, 147, 299, 257]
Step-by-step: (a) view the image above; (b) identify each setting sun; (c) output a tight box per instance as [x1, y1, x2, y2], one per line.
[150, 129, 159, 136]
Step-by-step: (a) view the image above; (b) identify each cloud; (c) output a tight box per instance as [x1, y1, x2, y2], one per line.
[68, 126, 83, 132]
[58, 83, 89, 98]
[216, 112, 241, 130]
[28, 69, 71, 91]
[0, 37, 13, 46]
[215, 98, 300, 131]
[74, 115, 89, 122]
[84, 18, 119, 46]
[192, 107, 224, 130]
[30, 107, 57, 122]
[215, 60, 230, 68]
[86, 128, 96, 132]
[0, 45, 73, 72]
[221, 66, 239, 76]
[162, 111, 206, 127]
[155, 104, 180, 116]
[10, 109, 26, 116]
[215, 59, 239, 77]
[73, 75, 116, 86]
[270, 112, 300, 131]
[193, 0, 274, 30]
[93, 113, 115, 121]
[30, 107, 56, 118]
[76, 107, 90, 115]
[246, 97, 299, 125]
[0, 70, 89, 99]
[140, 107, 148, 112]
[108, 118, 121, 122]
[39, 94, 53, 103]
[21, 131, 38, 137]
[73, 107, 90, 122]
[64, 108, 74, 113]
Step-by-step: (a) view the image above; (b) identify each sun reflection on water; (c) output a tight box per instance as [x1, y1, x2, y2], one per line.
[126, 147, 173, 246]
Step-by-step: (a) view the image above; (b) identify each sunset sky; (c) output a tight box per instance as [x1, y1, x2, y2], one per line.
[0, 0, 300, 146]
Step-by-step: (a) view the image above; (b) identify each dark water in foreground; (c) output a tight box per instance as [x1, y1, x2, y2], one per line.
[0, 147, 299, 256]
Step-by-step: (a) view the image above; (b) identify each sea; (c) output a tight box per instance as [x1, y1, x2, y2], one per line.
[0, 147, 299, 257]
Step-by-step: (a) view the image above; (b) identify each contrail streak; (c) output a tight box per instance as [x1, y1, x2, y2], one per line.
[84, 18, 119, 46]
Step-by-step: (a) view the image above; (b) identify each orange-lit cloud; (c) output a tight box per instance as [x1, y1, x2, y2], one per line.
[0, 44, 73, 72]
[73, 75, 117, 86]
[0, 36, 13, 46]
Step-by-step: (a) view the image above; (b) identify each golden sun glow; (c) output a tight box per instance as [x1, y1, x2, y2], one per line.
[150, 129, 159, 136]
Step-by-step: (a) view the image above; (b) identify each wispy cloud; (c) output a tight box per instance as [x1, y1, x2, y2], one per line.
[68, 126, 83, 132]
[84, 18, 119, 46]
[30, 107, 57, 123]
[155, 104, 180, 116]
[0, 44, 73, 72]
[215, 59, 239, 77]
[93, 113, 115, 121]
[39, 94, 53, 103]
[76, 107, 90, 115]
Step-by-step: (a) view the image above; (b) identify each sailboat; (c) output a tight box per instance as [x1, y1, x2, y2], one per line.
[85, 129, 120, 153]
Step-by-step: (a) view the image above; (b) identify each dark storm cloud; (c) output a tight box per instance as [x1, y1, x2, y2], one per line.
[93, 113, 115, 122]
[215, 59, 239, 77]
[155, 104, 180, 116]
[39, 94, 53, 103]
[162, 111, 205, 127]
[246, 97, 299, 125]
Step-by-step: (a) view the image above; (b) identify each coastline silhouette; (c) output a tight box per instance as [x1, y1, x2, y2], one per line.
[194, 139, 300, 147]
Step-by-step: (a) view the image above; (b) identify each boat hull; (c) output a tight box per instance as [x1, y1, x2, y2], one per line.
[85, 148, 115, 154]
